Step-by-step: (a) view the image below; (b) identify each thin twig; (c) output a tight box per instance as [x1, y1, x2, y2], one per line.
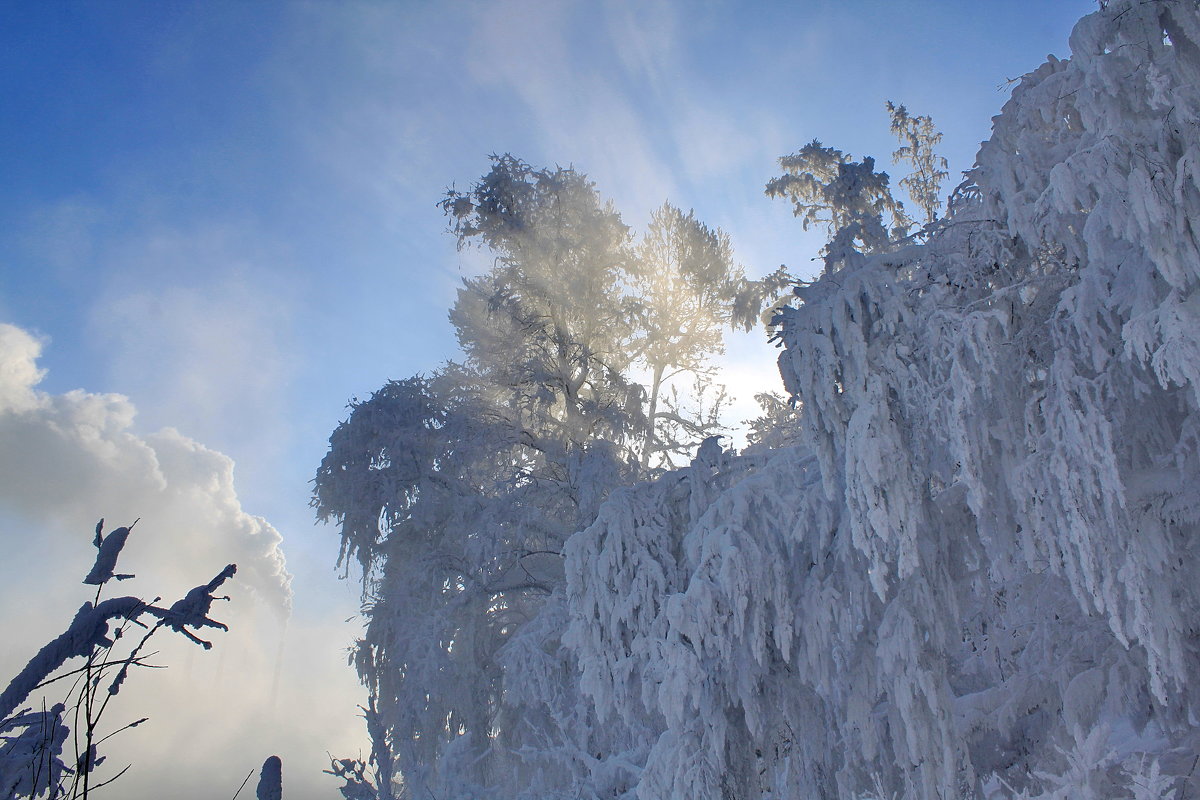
[93, 716, 149, 747]
[231, 768, 255, 800]
[30, 655, 164, 692]
[85, 763, 132, 793]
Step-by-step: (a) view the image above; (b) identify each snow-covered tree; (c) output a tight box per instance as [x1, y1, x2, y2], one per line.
[443, 156, 645, 465]
[765, 139, 912, 271]
[887, 101, 950, 227]
[317, 157, 781, 799]
[627, 203, 745, 468]
[314, 372, 593, 798]
[319, 3, 1200, 793]
[568, 2, 1200, 798]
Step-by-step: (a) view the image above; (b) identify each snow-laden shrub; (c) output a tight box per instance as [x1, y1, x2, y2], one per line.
[0, 520, 237, 799]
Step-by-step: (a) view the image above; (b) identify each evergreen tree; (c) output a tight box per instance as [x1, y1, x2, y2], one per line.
[765, 140, 911, 271]
[887, 101, 950, 227]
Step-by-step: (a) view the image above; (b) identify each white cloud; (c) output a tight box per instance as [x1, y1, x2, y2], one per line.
[0, 323, 365, 799]
[0, 323, 290, 610]
[0, 325, 45, 414]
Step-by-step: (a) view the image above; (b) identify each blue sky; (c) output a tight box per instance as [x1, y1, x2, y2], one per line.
[0, 1, 1095, 797]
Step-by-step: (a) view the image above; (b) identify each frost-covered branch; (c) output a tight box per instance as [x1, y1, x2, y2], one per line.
[1, 520, 238, 799]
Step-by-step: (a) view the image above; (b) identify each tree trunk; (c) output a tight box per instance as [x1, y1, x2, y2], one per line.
[640, 362, 664, 470]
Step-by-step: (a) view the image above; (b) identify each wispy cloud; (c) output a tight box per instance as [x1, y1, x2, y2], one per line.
[465, 0, 681, 218]
[91, 267, 295, 458]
